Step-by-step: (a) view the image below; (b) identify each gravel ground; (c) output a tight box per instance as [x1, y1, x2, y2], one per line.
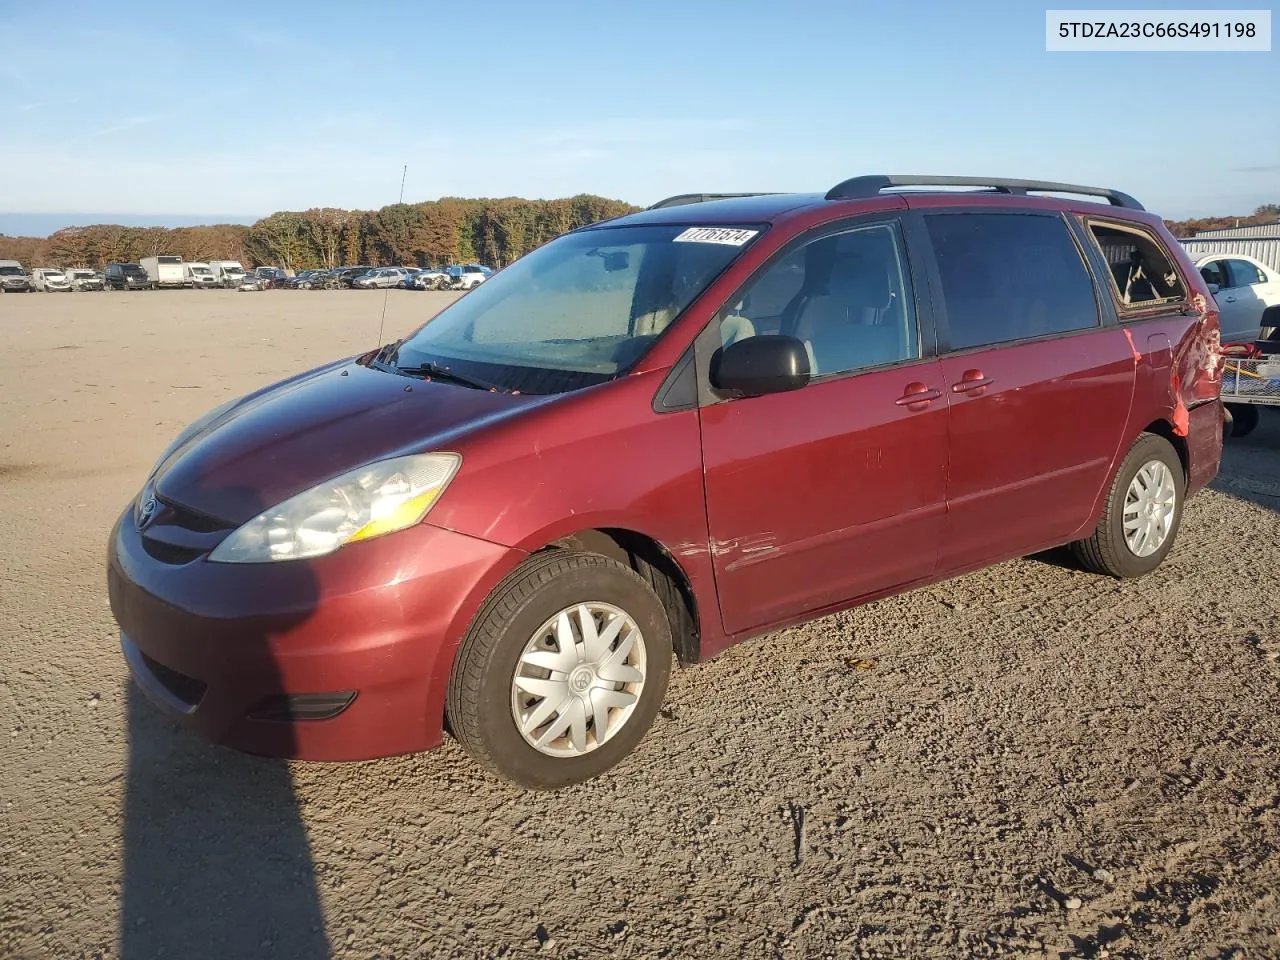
[1, 290, 1278, 960]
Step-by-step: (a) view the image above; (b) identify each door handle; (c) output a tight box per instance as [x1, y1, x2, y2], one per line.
[895, 382, 942, 407]
[1223, 296, 1237, 302]
[951, 369, 993, 394]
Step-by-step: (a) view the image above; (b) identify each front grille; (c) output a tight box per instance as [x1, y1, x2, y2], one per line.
[159, 499, 233, 533]
[140, 651, 207, 705]
[140, 537, 204, 565]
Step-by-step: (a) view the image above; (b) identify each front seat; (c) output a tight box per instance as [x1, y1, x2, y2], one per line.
[793, 258, 901, 376]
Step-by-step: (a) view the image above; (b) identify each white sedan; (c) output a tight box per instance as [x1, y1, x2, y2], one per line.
[1190, 253, 1280, 345]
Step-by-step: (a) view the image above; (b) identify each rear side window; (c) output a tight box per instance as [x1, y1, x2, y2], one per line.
[1085, 220, 1186, 310]
[925, 213, 1099, 351]
[1199, 261, 1227, 287]
[1225, 259, 1267, 287]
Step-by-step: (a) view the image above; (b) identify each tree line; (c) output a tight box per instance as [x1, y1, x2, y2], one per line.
[3, 197, 1274, 271]
[1163, 203, 1280, 238]
[0, 194, 638, 271]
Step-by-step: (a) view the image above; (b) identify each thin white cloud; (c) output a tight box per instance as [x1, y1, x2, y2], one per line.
[17, 102, 42, 112]
[83, 114, 163, 140]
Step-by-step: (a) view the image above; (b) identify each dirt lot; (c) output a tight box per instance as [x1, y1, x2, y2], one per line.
[1, 289, 1278, 960]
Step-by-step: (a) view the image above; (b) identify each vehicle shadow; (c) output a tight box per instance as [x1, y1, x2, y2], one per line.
[118, 520, 330, 957]
[1213, 406, 1280, 514]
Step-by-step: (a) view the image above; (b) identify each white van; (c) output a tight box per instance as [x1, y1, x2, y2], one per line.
[32, 268, 72, 292]
[184, 262, 218, 288]
[207, 260, 247, 288]
[0, 260, 32, 293]
[140, 255, 185, 289]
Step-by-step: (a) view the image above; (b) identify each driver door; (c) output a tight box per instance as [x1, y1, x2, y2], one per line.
[698, 218, 948, 636]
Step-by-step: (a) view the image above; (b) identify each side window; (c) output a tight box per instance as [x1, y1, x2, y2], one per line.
[716, 222, 918, 377]
[925, 213, 1099, 350]
[1085, 220, 1187, 309]
[1225, 259, 1266, 287]
[1200, 261, 1227, 288]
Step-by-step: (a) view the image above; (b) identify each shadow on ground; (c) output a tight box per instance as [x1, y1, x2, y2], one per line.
[1213, 405, 1280, 513]
[120, 684, 330, 958]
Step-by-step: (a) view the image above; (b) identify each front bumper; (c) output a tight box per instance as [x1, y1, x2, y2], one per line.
[107, 506, 521, 760]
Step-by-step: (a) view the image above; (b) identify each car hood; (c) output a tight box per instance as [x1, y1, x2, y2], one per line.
[153, 359, 550, 525]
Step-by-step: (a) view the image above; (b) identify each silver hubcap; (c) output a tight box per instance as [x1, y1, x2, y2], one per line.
[511, 602, 646, 758]
[1123, 459, 1176, 558]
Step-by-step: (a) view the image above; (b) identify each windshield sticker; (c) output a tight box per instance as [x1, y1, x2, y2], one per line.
[673, 227, 758, 246]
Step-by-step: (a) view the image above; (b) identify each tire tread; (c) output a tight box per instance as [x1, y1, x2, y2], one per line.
[445, 549, 660, 782]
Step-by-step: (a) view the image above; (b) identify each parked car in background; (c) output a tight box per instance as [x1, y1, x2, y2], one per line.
[65, 268, 105, 291]
[237, 273, 267, 292]
[444, 263, 493, 289]
[32, 268, 72, 292]
[409, 267, 451, 290]
[208, 260, 247, 288]
[0, 260, 33, 292]
[286, 269, 332, 289]
[250, 266, 289, 289]
[1190, 253, 1280, 346]
[104, 262, 151, 290]
[104, 175, 1224, 789]
[336, 266, 373, 288]
[183, 262, 218, 288]
[353, 267, 410, 289]
[397, 268, 424, 289]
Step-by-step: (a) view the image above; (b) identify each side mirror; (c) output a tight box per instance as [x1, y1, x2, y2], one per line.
[710, 335, 811, 397]
[1207, 283, 1220, 295]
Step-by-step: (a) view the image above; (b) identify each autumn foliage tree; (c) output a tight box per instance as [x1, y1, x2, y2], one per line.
[0, 193, 639, 271]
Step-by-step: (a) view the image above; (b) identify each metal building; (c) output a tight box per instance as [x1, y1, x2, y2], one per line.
[1185, 222, 1280, 240]
[1179, 237, 1280, 273]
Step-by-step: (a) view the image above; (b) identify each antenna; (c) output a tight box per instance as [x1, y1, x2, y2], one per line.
[376, 163, 408, 350]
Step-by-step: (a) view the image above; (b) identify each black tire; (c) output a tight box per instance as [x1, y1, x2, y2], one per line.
[1071, 432, 1185, 579]
[1226, 403, 1260, 437]
[446, 550, 672, 789]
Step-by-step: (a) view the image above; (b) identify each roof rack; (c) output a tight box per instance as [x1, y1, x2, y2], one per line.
[646, 192, 781, 210]
[824, 175, 1144, 211]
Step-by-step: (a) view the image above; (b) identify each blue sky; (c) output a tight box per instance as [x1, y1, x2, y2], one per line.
[0, 0, 1276, 234]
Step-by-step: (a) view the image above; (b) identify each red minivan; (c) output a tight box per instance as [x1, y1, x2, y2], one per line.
[107, 176, 1223, 788]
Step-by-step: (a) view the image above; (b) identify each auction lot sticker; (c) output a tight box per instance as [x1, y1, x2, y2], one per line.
[674, 227, 759, 246]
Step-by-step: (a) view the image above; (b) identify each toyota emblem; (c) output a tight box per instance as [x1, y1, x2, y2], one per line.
[137, 496, 158, 529]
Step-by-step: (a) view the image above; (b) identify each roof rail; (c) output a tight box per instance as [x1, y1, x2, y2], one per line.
[824, 175, 1144, 211]
[646, 192, 781, 210]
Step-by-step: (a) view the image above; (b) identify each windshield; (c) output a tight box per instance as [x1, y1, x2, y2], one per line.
[0, 266, 25, 276]
[390, 223, 758, 394]
[70, 271, 95, 279]
[122, 265, 146, 276]
[45, 271, 66, 280]
[191, 266, 212, 275]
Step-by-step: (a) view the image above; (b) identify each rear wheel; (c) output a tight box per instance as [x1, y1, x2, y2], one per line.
[1225, 403, 1260, 437]
[1071, 433, 1184, 579]
[447, 551, 672, 789]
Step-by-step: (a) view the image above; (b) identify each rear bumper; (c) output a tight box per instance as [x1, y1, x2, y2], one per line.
[1186, 399, 1223, 498]
[107, 508, 522, 760]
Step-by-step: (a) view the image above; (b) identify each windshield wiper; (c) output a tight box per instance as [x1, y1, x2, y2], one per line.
[395, 361, 512, 393]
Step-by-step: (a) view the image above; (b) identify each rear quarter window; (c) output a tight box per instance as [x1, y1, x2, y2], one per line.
[1084, 219, 1187, 313]
[925, 212, 1100, 351]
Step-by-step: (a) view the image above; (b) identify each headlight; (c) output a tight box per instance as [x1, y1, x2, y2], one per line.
[208, 453, 461, 564]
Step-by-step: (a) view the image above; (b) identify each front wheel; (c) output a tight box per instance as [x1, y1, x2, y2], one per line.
[1071, 433, 1185, 579]
[447, 551, 672, 789]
